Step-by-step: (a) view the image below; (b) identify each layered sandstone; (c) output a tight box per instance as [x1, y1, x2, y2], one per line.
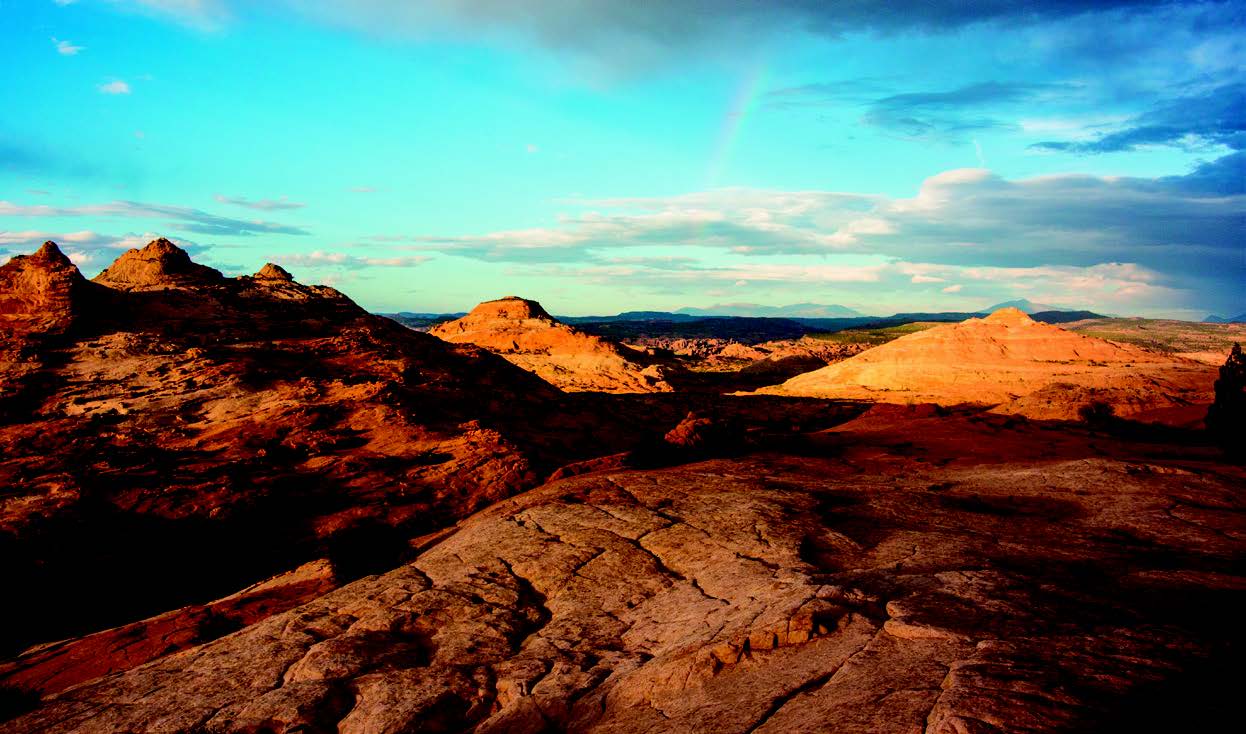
[760, 308, 1216, 421]
[0, 242, 98, 337]
[431, 297, 675, 393]
[92, 238, 223, 290]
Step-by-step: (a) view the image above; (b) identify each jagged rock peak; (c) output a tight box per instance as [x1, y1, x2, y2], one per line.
[982, 307, 1035, 325]
[32, 240, 76, 267]
[93, 238, 223, 290]
[254, 262, 294, 281]
[0, 241, 90, 336]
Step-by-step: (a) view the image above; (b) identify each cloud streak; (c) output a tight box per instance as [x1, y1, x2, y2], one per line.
[274, 250, 430, 269]
[0, 199, 310, 236]
[214, 194, 306, 211]
[386, 154, 1243, 314]
[1033, 82, 1246, 153]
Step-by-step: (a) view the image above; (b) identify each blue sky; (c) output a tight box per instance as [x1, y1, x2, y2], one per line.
[2, 0, 1243, 318]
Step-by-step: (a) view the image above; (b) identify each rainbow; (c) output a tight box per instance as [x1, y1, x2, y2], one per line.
[705, 61, 770, 189]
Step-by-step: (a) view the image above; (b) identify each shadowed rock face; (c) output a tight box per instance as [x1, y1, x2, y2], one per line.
[431, 297, 677, 393]
[5, 409, 1242, 733]
[761, 308, 1216, 422]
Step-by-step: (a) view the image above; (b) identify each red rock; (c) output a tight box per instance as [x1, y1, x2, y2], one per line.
[92, 238, 223, 290]
[431, 297, 676, 393]
[253, 262, 294, 281]
[6, 416, 1242, 733]
[0, 559, 337, 697]
[760, 308, 1216, 421]
[0, 241, 94, 336]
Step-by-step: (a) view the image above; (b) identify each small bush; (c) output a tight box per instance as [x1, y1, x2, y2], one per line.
[1078, 400, 1116, 426]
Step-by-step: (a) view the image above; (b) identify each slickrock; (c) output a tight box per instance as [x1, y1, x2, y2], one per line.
[92, 238, 223, 290]
[431, 297, 676, 393]
[0, 559, 338, 698]
[6, 410, 1242, 733]
[759, 308, 1216, 422]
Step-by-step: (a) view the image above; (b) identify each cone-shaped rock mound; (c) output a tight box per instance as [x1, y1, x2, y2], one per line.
[93, 238, 223, 290]
[0, 241, 97, 336]
[431, 296, 674, 392]
[253, 262, 294, 281]
[758, 308, 1216, 421]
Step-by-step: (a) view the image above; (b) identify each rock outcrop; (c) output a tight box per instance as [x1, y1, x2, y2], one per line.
[0, 242, 97, 336]
[431, 297, 675, 393]
[760, 308, 1216, 422]
[6, 408, 1242, 732]
[253, 263, 294, 281]
[92, 238, 223, 291]
[0, 241, 661, 658]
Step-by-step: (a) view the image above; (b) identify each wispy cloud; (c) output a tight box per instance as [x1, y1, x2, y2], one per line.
[213, 194, 306, 211]
[98, 80, 131, 95]
[1032, 82, 1246, 153]
[274, 250, 430, 269]
[0, 199, 310, 236]
[51, 37, 83, 55]
[378, 154, 1242, 314]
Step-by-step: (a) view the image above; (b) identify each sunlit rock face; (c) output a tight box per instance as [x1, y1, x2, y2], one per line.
[760, 308, 1216, 422]
[431, 296, 676, 393]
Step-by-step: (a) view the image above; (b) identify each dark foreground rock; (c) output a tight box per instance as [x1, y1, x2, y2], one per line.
[7, 409, 1242, 733]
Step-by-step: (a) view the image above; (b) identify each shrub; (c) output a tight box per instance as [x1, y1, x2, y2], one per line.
[1206, 343, 1245, 458]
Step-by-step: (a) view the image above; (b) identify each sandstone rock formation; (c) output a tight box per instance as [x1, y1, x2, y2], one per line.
[760, 308, 1216, 422]
[6, 407, 1241, 732]
[0, 559, 337, 698]
[92, 238, 223, 290]
[431, 297, 675, 393]
[0, 241, 651, 657]
[0, 242, 99, 337]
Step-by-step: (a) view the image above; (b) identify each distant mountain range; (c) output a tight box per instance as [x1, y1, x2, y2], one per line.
[984, 299, 1076, 314]
[382, 300, 1112, 343]
[673, 303, 865, 318]
[1204, 313, 1246, 324]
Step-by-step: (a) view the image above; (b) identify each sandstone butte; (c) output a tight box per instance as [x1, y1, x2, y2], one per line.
[2, 242, 1244, 733]
[757, 307, 1217, 423]
[430, 296, 675, 393]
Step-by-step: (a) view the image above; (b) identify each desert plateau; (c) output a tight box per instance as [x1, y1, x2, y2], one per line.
[3, 1, 1244, 732]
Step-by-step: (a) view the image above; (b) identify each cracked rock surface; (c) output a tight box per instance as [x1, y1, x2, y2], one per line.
[9, 406, 1243, 733]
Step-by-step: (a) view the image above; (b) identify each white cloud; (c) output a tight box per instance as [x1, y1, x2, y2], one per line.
[98, 80, 131, 95]
[941, 284, 963, 293]
[526, 143, 539, 154]
[52, 37, 83, 55]
[276, 250, 430, 269]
